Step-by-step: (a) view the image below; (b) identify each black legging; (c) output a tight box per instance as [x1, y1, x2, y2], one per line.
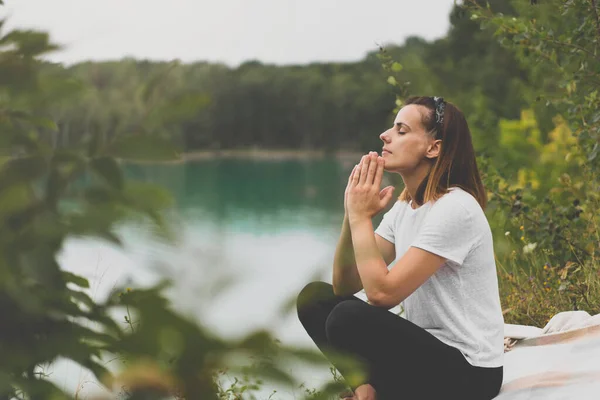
[296, 281, 503, 400]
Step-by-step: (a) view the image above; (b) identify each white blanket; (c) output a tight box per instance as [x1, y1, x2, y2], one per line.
[497, 311, 600, 399]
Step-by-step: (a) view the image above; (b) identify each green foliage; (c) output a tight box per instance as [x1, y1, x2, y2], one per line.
[0, 22, 342, 400]
[464, 0, 600, 325]
[376, 46, 409, 113]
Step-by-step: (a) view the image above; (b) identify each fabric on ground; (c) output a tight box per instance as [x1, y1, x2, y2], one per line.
[497, 311, 600, 399]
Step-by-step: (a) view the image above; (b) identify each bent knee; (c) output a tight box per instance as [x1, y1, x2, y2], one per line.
[296, 281, 334, 317]
[325, 300, 365, 342]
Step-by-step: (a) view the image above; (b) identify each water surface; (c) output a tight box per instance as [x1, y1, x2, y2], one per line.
[57, 157, 388, 398]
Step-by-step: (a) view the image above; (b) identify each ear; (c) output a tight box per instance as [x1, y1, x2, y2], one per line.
[426, 139, 442, 159]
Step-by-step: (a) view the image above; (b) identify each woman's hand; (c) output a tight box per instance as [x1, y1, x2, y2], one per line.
[344, 161, 357, 216]
[346, 152, 395, 223]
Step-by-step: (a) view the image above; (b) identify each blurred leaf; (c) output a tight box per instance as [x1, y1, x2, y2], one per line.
[285, 347, 328, 365]
[53, 150, 86, 166]
[0, 373, 14, 397]
[83, 359, 114, 386]
[204, 272, 237, 299]
[2, 30, 60, 57]
[62, 271, 90, 289]
[391, 62, 403, 72]
[237, 330, 277, 353]
[142, 208, 176, 243]
[32, 117, 58, 131]
[84, 186, 120, 205]
[90, 156, 124, 190]
[88, 308, 123, 336]
[45, 168, 65, 209]
[116, 281, 172, 309]
[243, 362, 294, 386]
[14, 377, 69, 399]
[97, 230, 123, 246]
[67, 288, 96, 310]
[71, 324, 118, 350]
[45, 151, 86, 208]
[10, 130, 41, 153]
[0, 155, 47, 186]
[107, 135, 180, 162]
[68, 204, 126, 240]
[123, 181, 173, 210]
[0, 183, 33, 217]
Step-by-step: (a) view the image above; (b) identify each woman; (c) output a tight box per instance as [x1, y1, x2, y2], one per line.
[296, 97, 504, 400]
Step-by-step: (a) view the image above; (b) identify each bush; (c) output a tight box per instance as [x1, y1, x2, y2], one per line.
[466, 0, 600, 325]
[0, 17, 337, 400]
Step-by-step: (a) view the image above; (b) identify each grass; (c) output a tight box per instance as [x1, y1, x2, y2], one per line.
[496, 229, 600, 327]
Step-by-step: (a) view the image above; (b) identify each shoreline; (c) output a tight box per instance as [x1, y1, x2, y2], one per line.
[151, 149, 366, 164]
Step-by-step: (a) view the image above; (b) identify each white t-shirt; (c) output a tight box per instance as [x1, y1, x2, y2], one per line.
[374, 187, 504, 368]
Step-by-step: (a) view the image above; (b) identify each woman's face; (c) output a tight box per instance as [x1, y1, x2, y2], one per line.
[379, 104, 438, 173]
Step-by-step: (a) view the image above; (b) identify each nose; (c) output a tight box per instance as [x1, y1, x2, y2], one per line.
[380, 129, 391, 143]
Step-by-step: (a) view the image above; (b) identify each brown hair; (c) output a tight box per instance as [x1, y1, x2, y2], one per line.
[398, 96, 487, 210]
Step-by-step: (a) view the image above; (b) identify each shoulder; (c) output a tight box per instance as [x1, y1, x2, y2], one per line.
[385, 199, 410, 216]
[426, 188, 488, 229]
[431, 187, 481, 215]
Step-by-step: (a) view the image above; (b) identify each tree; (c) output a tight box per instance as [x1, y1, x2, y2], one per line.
[0, 18, 338, 400]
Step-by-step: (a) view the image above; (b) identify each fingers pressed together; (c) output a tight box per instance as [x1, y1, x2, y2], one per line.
[354, 151, 384, 187]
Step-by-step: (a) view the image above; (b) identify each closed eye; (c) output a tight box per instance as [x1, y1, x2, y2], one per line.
[398, 131, 407, 135]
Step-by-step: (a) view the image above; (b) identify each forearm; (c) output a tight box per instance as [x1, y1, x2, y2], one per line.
[349, 217, 389, 303]
[332, 214, 363, 296]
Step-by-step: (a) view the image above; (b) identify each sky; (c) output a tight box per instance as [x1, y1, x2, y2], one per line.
[2, 0, 455, 66]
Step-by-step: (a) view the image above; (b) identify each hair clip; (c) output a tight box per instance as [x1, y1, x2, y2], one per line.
[433, 96, 445, 126]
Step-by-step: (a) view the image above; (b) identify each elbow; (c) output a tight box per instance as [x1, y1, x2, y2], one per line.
[367, 290, 404, 309]
[366, 290, 391, 308]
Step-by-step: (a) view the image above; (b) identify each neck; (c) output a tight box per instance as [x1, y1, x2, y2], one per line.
[401, 162, 433, 208]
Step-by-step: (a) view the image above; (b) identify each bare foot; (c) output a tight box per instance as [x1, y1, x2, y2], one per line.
[354, 384, 376, 400]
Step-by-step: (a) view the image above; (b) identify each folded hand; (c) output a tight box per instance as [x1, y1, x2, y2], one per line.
[346, 151, 395, 223]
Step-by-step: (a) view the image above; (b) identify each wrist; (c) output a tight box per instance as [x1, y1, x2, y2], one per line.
[348, 215, 372, 228]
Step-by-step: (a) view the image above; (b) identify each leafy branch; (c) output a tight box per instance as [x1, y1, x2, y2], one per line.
[590, 0, 600, 39]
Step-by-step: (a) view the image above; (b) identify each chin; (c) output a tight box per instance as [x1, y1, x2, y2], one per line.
[383, 162, 401, 173]
[383, 154, 398, 165]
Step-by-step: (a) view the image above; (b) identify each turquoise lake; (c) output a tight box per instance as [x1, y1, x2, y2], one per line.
[55, 157, 390, 398]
